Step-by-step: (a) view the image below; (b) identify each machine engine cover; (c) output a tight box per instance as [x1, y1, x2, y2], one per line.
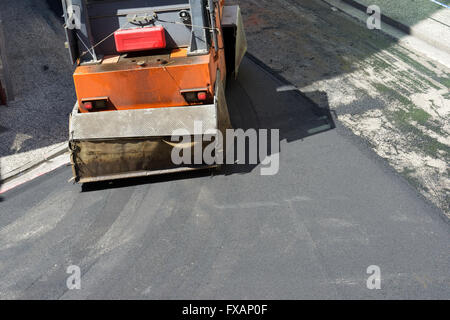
[114, 26, 166, 53]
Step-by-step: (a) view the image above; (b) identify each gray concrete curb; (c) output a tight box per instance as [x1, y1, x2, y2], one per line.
[340, 0, 450, 55]
[321, 0, 450, 69]
[0, 142, 69, 184]
[341, 0, 412, 33]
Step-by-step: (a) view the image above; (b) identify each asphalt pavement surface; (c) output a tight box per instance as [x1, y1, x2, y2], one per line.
[0, 56, 448, 299]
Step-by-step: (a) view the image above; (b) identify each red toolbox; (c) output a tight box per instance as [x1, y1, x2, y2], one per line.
[114, 26, 166, 53]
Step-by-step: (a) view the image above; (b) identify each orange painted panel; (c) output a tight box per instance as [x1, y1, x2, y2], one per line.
[74, 52, 215, 112]
[170, 48, 188, 58]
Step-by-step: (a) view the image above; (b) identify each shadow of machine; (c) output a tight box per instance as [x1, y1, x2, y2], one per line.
[223, 53, 335, 175]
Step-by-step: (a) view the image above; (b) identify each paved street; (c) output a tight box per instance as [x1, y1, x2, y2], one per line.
[0, 56, 448, 299]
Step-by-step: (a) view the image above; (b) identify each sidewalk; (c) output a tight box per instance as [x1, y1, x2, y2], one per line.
[342, 0, 450, 54]
[0, 0, 74, 181]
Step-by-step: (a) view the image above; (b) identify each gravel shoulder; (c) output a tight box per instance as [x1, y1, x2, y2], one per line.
[0, 0, 74, 179]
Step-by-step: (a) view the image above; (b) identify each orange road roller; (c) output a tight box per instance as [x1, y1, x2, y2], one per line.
[62, 0, 246, 183]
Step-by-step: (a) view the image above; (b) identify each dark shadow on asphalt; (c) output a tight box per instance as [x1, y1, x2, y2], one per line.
[81, 168, 213, 192]
[81, 53, 335, 192]
[222, 53, 335, 175]
[45, 0, 64, 19]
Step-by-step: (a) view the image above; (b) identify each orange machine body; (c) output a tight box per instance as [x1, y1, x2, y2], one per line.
[74, 49, 223, 112]
[73, 2, 226, 113]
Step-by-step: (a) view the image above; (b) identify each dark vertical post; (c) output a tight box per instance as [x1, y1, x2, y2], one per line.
[0, 12, 14, 103]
